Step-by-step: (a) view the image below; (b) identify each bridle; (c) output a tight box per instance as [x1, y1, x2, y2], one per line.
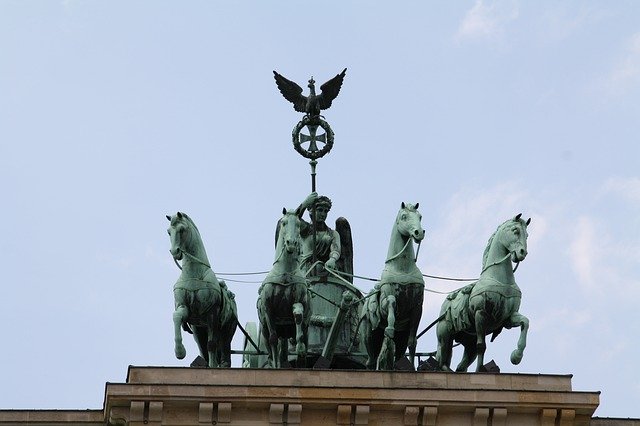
[170, 224, 211, 271]
[385, 216, 424, 264]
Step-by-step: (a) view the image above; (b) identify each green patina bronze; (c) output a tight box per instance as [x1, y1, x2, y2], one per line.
[296, 192, 364, 369]
[295, 192, 350, 275]
[167, 212, 238, 368]
[258, 208, 310, 368]
[274, 69, 346, 160]
[435, 214, 531, 372]
[360, 202, 425, 370]
[162, 72, 535, 374]
[253, 194, 364, 369]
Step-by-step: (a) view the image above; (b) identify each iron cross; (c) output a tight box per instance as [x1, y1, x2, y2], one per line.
[299, 124, 326, 153]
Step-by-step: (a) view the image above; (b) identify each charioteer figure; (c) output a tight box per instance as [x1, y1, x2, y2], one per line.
[296, 192, 346, 279]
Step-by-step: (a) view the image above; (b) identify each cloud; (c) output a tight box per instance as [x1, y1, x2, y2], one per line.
[533, 307, 592, 333]
[455, 0, 519, 43]
[540, 5, 608, 42]
[607, 32, 640, 93]
[568, 216, 597, 289]
[601, 176, 640, 204]
[423, 182, 530, 280]
[567, 212, 640, 298]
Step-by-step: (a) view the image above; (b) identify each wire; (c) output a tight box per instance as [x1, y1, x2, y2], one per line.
[219, 278, 264, 284]
[422, 274, 477, 282]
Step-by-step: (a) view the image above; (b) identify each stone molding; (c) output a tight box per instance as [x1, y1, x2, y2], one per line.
[0, 367, 613, 425]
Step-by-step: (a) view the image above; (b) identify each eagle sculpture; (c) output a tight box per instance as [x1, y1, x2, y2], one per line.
[273, 68, 347, 119]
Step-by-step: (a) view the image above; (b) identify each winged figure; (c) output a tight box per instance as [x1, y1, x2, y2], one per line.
[273, 68, 347, 118]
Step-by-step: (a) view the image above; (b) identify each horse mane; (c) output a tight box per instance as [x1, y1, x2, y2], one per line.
[481, 218, 513, 270]
[174, 213, 203, 242]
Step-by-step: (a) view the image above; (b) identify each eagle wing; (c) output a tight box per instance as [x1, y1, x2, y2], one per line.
[273, 71, 307, 113]
[317, 68, 347, 110]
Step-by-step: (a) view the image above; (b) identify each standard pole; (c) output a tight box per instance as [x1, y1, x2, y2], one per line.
[310, 159, 317, 272]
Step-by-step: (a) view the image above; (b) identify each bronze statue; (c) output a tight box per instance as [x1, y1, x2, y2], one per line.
[258, 208, 310, 368]
[435, 214, 531, 372]
[167, 212, 238, 368]
[295, 192, 353, 279]
[273, 68, 347, 120]
[360, 202, 426, 370]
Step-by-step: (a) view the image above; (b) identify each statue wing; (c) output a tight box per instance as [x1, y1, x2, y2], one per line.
[335, 216, 353, 283]
[317, 68, 347, 110]
[273, 71, 307, 113]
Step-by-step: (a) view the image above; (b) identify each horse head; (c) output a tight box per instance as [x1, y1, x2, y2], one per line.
[166, 212, 197, 262]
[500, 213, 531, 263]
[279, 208, 302, 255]
[397, 202, 425, 243]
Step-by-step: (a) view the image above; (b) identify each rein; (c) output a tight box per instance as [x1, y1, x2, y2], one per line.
[171, 249, 212, 271]
[480, 251, 520, 275]
[170, 222, 211, 271]
[385, 237, 412, 263]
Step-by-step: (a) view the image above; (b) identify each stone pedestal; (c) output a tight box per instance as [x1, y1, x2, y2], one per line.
[0, 367, 615, 425]
[108, 367, 599, 425]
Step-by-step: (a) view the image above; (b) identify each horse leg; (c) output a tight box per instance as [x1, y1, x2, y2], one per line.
[221, 308, 237, 368]
[384, 294, 397, 340]
[435, 320, 454, 372]
[456, 334, 477, 372]
[360, 315, 376, 370]
[173, 289, 189, 360]
[192, 326, 208, 362]
[262, 293, 280, 368]
[407, 294, 424, 367]
[260, 318, 276, 369]
[292, 302, 306, 367]
[474, 310, 489, 372]
[506, 312, 529, 365]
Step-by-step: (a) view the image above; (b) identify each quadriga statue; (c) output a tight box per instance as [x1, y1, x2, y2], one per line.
[435, 214, 531, 372]
[167, 212, 238, 368]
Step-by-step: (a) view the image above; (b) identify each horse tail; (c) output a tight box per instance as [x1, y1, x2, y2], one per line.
[361, 290, 381, 330]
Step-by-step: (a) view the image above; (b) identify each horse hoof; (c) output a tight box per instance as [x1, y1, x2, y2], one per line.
[175, 344, 186, 360]
[510, 350, 523, 365]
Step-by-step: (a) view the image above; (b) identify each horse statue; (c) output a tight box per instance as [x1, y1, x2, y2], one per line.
[167, 212, 238, 368]
[258, 208, 310, 368]
[435, 214, 531, 372]
[360, 202, 425, 370]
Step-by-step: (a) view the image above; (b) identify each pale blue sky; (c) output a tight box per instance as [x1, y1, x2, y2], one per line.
[1, 1, 639, 418]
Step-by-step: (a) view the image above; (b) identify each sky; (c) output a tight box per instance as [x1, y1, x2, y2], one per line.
[1, 0, 639, 419]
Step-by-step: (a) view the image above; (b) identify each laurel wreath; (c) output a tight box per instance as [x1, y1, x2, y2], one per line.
[292, 116, 335, 160]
